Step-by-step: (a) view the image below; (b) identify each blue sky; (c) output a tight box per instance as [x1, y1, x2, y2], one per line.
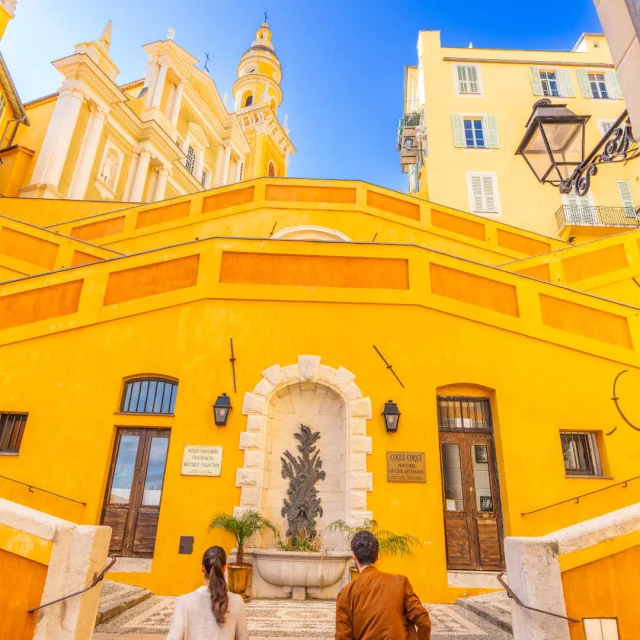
[1, 0, 602, 192]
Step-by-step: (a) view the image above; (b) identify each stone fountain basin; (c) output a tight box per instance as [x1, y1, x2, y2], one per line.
[253, 549, 352, 588]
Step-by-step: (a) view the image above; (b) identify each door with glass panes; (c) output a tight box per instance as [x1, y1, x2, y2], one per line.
[101, 428, 170, 557]
[438, 397, 504, 571]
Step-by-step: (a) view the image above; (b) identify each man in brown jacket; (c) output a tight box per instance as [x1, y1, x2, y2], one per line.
[335, 531, 431, 640]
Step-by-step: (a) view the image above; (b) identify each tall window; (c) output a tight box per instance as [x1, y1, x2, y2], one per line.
[243, 95, 253, 108]
[201, 169, 209, 188]
[463, 119, 485, 148]
[456, 65, 481, 95]
[185, 145, 196, 175]
[588, 73, 609, 99]
[121, 378, 178, 415]
[616, 180, 636, 217]
[560, 431, 603, 477]
[467, 172, 500, 214]
[540, 71, 560, 97]
[268, 161, 276, 177]
[0, 413, 28, 454]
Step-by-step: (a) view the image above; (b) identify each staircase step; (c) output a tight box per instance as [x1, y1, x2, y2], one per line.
[457, 591, 513, 634]
[96, 580, 153, 626]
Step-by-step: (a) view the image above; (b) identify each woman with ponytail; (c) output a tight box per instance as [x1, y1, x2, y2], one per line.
[167, 546, 248, 639]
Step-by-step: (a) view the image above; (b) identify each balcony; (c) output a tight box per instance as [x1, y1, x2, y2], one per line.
[555, 205, 640, 235]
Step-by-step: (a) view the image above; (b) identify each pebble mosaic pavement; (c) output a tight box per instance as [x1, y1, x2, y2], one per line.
[94, 596, 513, 639]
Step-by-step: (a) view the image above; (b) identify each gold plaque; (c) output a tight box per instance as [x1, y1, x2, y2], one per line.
[387, 452, 426, 483]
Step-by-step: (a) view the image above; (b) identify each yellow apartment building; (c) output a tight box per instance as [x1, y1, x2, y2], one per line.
[1, 5, 640, 635]
[400, 31, 640, 241]
[0, 18, 294, 203]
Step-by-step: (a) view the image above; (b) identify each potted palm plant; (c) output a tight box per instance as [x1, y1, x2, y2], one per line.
[327, 519, 419, 581]
[209, 510, 277, 599]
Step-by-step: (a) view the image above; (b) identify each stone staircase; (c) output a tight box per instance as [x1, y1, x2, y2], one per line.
[95, 580, 152, 626]
[457, 591, 513, 634]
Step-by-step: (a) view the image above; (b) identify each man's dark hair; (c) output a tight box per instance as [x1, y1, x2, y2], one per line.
[351, 530, 379, 566]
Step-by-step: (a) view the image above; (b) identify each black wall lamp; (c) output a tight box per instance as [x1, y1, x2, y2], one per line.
[516, 99, 640, 196]
[382, 400, 401, 433]
[213, 393, 232, 426]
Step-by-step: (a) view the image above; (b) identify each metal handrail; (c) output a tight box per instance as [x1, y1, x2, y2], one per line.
[521, 475, 640, 516]
[497, 571, 579, 623]
[555, 204, 640, 231]
[27, 556, 116, 613]
[0, 474, 86, 506]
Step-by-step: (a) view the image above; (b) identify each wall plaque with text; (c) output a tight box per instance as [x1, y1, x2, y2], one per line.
[181, 445, 223, 477]
[387, 451, 426, 483]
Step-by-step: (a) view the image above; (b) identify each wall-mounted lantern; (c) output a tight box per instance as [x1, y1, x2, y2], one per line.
[516, 99, 639, 196]
[213, 393, 232, 426]
[382, 400, 401, 433]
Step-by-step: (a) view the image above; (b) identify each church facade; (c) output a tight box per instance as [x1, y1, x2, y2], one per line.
[1, 1, 640, 612]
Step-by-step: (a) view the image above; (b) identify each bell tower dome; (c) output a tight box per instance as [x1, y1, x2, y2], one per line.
[232, 21, 283, 112]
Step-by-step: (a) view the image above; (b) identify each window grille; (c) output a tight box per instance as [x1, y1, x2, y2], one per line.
[540, 71, 560, 97]
[185, 145, 196, 175]
[201, 170, 208, 188]
[437, 397, 493, 432]
[121, 378, 178, 415]
[561, 432, 603, 476]
[0, 413, 28, 453]
[463, 119, 485, 148]
[588, 73, 609, 99]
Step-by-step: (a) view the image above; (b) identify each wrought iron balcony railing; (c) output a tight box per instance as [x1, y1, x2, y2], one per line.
[555, 205, 640, 231]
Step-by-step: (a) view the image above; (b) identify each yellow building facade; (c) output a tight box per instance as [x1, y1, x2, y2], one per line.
[0, 17, 294, 203]
[1, 6, 640, 629]
[401, 31, 640, 241]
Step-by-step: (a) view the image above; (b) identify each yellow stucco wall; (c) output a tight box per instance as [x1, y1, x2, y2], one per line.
[0, 179, 639, 602]
[412, 32, 638, 239]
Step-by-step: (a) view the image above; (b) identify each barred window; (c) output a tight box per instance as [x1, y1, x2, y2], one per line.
[437, 396, 492, 431]
[561, 432, 603, 477]
[0, 413, 28, 454]
[121, 378, 178, 415]
[185, 145, 196, 175]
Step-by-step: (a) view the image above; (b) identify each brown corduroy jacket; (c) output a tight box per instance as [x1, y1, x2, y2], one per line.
[335, 566, 431, 640]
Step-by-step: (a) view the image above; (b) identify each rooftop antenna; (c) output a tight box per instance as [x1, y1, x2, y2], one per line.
[203, 52, 211, 73]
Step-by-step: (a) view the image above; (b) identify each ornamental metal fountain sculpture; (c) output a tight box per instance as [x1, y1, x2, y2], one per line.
[281, 424, 326, 540]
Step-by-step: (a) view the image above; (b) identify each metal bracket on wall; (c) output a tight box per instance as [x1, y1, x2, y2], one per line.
[230, 338, 237, 394]
[611, 370, 640, 433]
[373, 345, 405, 388]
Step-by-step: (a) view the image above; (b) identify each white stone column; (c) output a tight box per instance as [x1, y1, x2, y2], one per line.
[67, 105, 108, 199]
[169, 82, 184, 127]
[153, 167, 169, 202]
[129, 149, 151, 202]
[122, 152, 139, 201]
[151, 57, 169, 109]
[29, 84, 85, 189]
[213, 143, 225, 187]
[144, 57, 159, 108]
[146, 169, 158, 203]
[220, 142, 232, 186]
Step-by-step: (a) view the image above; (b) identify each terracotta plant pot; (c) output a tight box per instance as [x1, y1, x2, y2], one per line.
[228, 563, 251, 600]
[349, 566, 360, 582]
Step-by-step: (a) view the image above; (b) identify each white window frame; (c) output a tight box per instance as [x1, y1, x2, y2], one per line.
[597, 119, 617, 138]
[588, 71, 609, 99]
[583, 618, 619, 640]
[462, 116, 487, 149]
[184, 134, 205, 179]
[539, 69, 561, 98]
[454, 64, 483, 97]
[466, 171, 501, 215]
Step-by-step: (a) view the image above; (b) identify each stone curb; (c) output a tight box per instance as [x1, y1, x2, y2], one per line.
[456, 598, 513, 634]
[95, 589, 153, 626]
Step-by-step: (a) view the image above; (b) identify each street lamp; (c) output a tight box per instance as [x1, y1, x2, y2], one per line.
[515, 99, 589, 193]
[213, 393, 232, 426]
[382, 400, 401, 433]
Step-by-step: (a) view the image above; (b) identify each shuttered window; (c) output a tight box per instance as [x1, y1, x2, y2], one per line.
[452, 116, 499, 149]
[530, 67, 575, 97]
[185, 145, 196, 174]
[563, 190, 596, 224]
[456, 65, 481, 95]
[577, 69, 622, 99]
[121, 378, 178, 415]
[598, 120, 616, 137]
[616, 180, 636, 218]
[467, 173, 499, 214]
[0, 413, 28, 454]
[201, 169, 209, 188]
[560, 432, 603, 477]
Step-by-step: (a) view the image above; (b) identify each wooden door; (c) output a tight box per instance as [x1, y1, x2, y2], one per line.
[101, 428, 170, 558]
[440, 432, 504, 570]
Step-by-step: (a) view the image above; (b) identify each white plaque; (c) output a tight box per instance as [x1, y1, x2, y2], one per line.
[181, 445, 223, 477]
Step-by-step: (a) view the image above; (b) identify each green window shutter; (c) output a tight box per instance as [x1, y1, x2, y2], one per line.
[484, 116, 500, 148]
[469, 174, 485, 212]
[577, 69, 593, 98]
[482, 176, 497, 212]
[617, 179, 636, 217]
[605, 69, 623, 99]
[529, 67, 543, 96]
[557, 68, 575, 97]
[452, 115, 465, 147]
[457, 66, 467, 93]
[467, 66, 480, 93]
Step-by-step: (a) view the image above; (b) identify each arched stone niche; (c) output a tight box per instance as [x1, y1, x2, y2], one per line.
[235, 356, 373, 547]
